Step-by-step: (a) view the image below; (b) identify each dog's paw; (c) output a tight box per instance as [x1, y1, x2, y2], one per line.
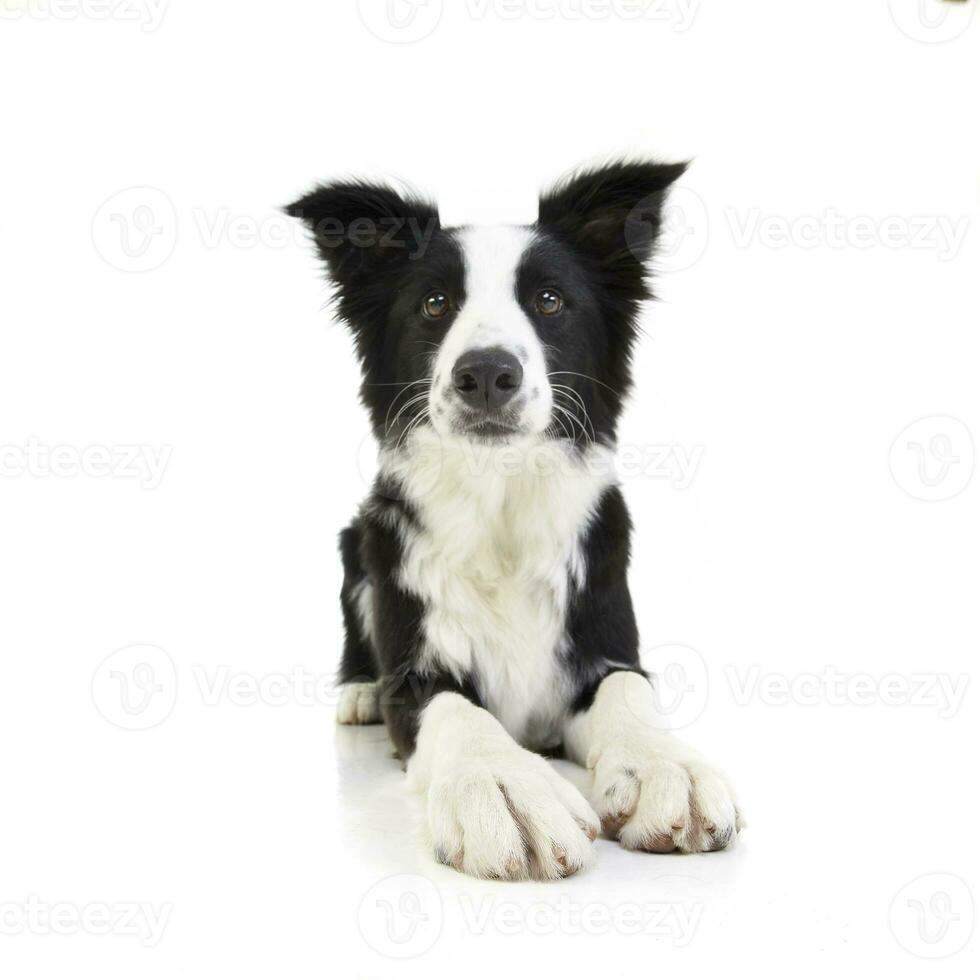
[336, 681, 381, 725]
[591, 744, 742, 854]
[425, 752, 600, 880]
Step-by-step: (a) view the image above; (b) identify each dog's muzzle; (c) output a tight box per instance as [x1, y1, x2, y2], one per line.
[451, 347, 524, 413]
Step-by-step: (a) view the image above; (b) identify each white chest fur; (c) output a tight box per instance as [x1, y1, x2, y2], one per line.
[382, 431, 615, 747]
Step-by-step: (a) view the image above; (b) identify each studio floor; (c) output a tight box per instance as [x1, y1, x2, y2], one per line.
[330, 705, 976, 978]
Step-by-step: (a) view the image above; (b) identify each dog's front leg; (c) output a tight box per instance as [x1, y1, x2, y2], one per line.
[407, 692, 600, 880]
[564, 671, 743, 854]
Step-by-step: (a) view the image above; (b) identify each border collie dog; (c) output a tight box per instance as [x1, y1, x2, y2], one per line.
[288, 161, 741, 879]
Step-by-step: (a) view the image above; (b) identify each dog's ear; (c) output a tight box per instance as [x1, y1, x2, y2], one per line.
[538, 160, 688, 272]
[285, 180, 439, 283]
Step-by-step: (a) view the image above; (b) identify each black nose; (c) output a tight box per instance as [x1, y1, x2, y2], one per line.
[452, 347, 524, 411]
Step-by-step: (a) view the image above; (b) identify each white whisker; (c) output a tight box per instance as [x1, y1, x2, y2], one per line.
[385, 391, 431, 439]
[548, 370, 620, 396]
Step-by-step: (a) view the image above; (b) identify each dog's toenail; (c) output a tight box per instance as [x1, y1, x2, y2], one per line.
[643, 832, 677, 854]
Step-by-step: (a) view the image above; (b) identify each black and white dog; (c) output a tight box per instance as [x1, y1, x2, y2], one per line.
[288, 161, 741, 880]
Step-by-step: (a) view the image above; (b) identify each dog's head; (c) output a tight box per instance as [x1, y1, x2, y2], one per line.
[287, 161, 686, 451]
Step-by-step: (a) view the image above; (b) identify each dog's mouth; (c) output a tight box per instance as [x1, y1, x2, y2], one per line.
[453, 411, 525, 442]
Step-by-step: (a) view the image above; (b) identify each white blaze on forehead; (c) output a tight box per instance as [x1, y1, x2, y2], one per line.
[458, 224, 535, 319]
[431, 225, 552, 433]
[441, 225, 540, 363]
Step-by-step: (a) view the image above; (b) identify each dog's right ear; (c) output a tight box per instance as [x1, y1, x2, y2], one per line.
[285, 180, 440, 283]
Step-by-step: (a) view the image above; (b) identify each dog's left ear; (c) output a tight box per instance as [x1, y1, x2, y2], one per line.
[537, 160, 688, 271]
[284, 180, 439, 285]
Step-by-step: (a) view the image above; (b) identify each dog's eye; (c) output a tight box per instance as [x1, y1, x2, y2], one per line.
[421, 291, 451, 320]
[535, 289, 563, 316]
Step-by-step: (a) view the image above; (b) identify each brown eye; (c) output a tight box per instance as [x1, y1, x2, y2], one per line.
[535, 288, 563, 316]
[422, 291, 450, 320]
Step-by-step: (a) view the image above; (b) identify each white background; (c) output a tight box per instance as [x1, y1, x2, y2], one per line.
[1, 1, 978, 977]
